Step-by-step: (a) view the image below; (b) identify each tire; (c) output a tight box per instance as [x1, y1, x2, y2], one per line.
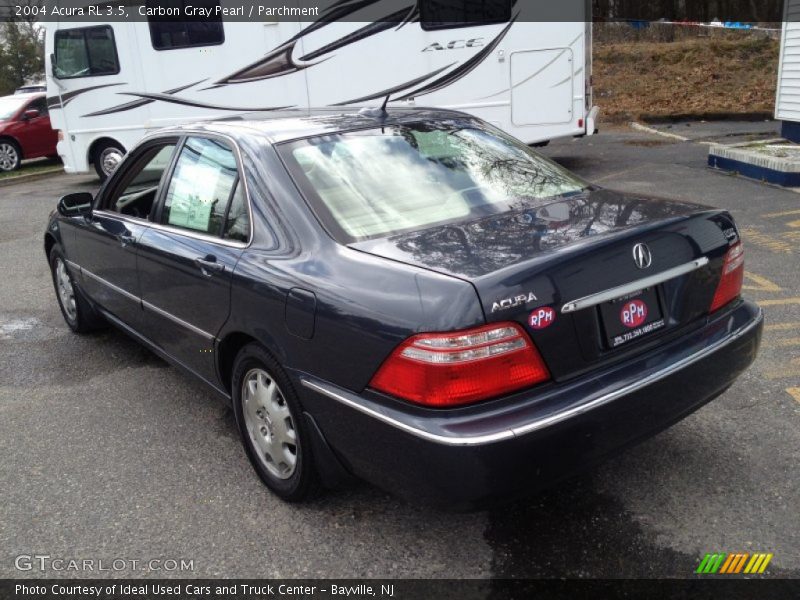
[0, 139, 21, 172]
[232, 343, 320, 501]
[93, 140, 124, 181]
[49, 246, 105, 333]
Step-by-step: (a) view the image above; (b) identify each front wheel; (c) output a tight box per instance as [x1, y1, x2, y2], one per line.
[232, 344, 320, 501]
[49, 246, 104, 333]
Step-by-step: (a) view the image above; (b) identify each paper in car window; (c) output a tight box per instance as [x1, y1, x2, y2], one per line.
[167, 164, 220, 232]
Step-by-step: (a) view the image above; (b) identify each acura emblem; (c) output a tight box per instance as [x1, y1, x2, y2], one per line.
[632, 243, 652, 269]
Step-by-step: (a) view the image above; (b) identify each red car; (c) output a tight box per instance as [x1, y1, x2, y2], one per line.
[0, 92, 58, 172]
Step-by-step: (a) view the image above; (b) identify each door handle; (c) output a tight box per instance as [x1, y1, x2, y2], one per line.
[194, 256, 225, 275]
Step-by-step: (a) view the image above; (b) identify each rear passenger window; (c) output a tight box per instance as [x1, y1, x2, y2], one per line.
[420, 0, 512, 30]
[223, 183, 250, 243]
[160, 137, 239, 236]
[147, 0, 224, 50]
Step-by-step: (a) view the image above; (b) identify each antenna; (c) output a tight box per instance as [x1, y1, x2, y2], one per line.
[358, 94, 391, 120]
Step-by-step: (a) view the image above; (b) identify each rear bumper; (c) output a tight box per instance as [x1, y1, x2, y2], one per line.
[296, 301, 762, 508]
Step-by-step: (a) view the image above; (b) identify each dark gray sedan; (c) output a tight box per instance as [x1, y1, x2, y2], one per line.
[45, 108, 762, 507]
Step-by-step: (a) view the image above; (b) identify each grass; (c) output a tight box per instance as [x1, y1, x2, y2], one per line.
[0, 159, 62, 181]
[594, 36, 780, 123]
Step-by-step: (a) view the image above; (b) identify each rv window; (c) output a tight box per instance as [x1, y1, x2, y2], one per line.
[54, 26, 119, 79]
[147, 0, 224, 50]
[420, 0, 512, 30]
[161, 137, 239, 236]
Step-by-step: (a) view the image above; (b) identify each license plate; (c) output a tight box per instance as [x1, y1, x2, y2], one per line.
[599, 287, 665, 348]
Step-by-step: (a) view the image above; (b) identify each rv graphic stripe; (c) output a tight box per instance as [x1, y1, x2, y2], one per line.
[47, 83, 126, 110]
[82, 80, 207, 118]
[214, 41, 325, 86]
[115, 92, 294, 113]
[299, 9, 411, 61]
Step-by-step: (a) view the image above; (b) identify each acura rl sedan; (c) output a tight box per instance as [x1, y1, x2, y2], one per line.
[45, 108, 762, 507]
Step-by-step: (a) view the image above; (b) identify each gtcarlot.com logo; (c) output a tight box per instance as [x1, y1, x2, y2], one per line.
[696, 552, 773, 574]
[14, 554, 194, 572]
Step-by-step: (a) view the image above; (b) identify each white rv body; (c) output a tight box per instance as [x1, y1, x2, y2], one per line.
[44, 1, 596, 175]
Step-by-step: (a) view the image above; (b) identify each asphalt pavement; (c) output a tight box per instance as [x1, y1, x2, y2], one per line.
[0, 123, 798, 580]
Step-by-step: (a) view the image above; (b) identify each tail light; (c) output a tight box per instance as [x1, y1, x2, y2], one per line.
[369, 323, 550, 407]
[710, 242, 744, 313]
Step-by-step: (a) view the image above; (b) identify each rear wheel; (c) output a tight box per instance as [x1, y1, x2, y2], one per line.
[49, 246, 104, 333]
[93, 140, 124, 181]
[232, 343, 320, 501]
[0, 140, 21, 172]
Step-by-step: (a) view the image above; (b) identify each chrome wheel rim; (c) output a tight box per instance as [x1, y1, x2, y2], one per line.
[99, 147, 122, 176]
[0, 143, 19, 171]
[242, 368, 298, 479]
[55, 258, 77, 322]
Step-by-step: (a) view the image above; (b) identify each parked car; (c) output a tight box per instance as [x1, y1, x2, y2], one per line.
[14, 84, 46, 94]
[44, 108, 763, 507]
[0, 92, 58, 172]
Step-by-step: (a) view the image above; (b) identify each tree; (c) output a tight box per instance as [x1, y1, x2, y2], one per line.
[0, 0, 45, 95]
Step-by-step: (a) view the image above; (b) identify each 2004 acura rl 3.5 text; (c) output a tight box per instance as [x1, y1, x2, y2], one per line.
[45, 108, 762, 508]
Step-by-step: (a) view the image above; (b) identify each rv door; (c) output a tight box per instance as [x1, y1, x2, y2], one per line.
[510, 47, 574, 126]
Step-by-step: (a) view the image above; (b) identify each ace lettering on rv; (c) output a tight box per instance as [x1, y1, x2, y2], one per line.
[423, 38, 484, 51]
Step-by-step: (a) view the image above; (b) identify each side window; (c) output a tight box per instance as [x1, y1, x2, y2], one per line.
[27, 97, 48, 116]
[54, 26, 119, 79]
[420, 0, 512, 30]
[160, 137, 238, 236]
[106, 144, 177, 219]
[147, 0, 224, 50]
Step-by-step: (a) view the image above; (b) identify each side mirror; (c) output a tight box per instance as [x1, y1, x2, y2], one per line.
[22, 109, 40, 121]
[57, 192, 94, 218]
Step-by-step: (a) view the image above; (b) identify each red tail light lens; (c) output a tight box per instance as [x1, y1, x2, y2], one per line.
[710, 242, 744, 313]
[369, 323, 550, 407]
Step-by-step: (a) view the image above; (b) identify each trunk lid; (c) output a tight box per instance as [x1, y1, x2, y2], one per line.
[350, 188, 738, 381]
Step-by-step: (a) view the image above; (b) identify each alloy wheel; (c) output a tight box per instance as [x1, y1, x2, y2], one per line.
[0, 142, 19, 171]
[241, 368, 298, 480]
[55, 258, 77, 322]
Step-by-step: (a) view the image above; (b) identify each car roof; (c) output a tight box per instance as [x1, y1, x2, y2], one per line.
[1, 91, 45, 101]
[156, 107, 478, 145]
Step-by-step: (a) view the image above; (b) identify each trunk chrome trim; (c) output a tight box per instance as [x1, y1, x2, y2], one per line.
[141, 299, 215, 341]
[560, 257, 710, 314]
[300, 308, 762, 447]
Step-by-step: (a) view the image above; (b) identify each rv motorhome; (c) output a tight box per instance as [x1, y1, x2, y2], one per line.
[45, 1, 597, 179]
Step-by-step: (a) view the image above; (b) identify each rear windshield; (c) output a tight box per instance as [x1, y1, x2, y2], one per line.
[279, 121, 587, 242]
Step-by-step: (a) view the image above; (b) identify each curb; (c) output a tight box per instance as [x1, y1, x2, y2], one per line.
[0, 168, 64, 188]
[629, 122, 690, 142]
[708, 142, 800, 187]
